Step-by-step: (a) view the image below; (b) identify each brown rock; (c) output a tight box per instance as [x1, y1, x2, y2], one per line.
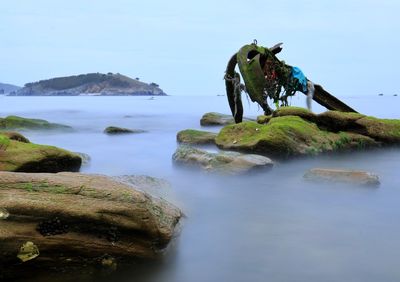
[304, 168, 380, 186]
[0, 172, 182, 278]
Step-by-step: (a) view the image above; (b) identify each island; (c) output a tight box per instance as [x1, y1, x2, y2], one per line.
[9, 72, 167, 96]
[0, 83, 21, 95]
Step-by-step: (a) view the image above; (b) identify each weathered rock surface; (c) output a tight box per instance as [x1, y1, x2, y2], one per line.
[176, 129, 217, 144]
[172, 146, 273, 174]
[0, 172, 182, 278]
[0, 115, 72, 131]
[215, 107, 400, 158]
[0, 133, 81, 172]
[104, 126, 146, 135]
[304, 168, 380, 186]
[200, 112, 236, 126]
[113, 175, 180, 206]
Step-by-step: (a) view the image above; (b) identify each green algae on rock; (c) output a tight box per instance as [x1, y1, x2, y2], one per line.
[176, 129, 217, 145]
[104, 126, 146, 134]
[0, 115, 72, 131]
[0, 133, 81, 172]
[215, 107, 393, 158]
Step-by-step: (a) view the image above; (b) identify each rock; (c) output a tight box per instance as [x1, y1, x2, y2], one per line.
[257, 115, 272, 124]
[0, 133, 82, 172]
[200, 112, 236, 126]
[113, 175, 179, 205]
[216, 116, 378, 158]
[0, 171, 182, 277]
[172, 146, 273, 174]
[114, 175, 171, 191]
[2, 131, 30, 143]
[0, 116, 72, 131]
[176, 129, 217, 144]
[304, 168, 380, 186]
[104, 126, 146, 135]
[214, 107, 400, 158]
[272, 106, 317, 122]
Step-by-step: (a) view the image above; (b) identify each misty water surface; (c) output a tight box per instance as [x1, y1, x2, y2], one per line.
[2, 95, 400, 282]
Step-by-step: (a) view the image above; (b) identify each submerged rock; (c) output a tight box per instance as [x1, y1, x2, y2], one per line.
[176, 129, 217, 144]
[0, 133, 81, 172]
[172, 146, 273, 174]
[304, 168, 380, 186]
[0, 171, 182, 277]
[104, 126, 146, 134]
[215, 107, 400, 158]
[0, 115, 72, 131]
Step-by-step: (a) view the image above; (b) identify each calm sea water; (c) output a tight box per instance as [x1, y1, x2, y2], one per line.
[2, 94, 400, 282]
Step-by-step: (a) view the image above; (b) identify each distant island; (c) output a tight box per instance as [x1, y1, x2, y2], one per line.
[0, 83, 21, 95]
[9, 73, 167, 96]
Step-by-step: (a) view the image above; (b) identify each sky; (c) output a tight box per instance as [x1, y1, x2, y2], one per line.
[1, 0, 399, 96]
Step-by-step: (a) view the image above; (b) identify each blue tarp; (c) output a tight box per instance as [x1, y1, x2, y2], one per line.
[291, 67, 308, 93]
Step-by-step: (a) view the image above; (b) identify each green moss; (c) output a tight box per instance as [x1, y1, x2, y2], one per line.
[216, 117, 327, 157]
[216, 115, 382, 158]
[5, 182, 69, 194]
[0, 135, 11, 150]
[0, 116, 71, 131]
[0, 139, 81, 172]
[257, 115, 272, 124]
[358, 116, 400, 141]
[273, 107, 317, 122]
[176, 129, 216, 144]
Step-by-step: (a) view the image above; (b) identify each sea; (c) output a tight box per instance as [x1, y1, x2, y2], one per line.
[1, 94, 400, 282]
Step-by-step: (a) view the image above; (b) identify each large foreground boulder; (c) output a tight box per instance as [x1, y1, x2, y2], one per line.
[0, 172, 182, 278]
[0, 115, 72, 131]
[172, 146, 273, 174]
[215, 107, 400, 158]
[0, 133, 81, 172]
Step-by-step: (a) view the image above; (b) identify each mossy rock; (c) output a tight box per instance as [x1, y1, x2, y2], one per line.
[0, 134, 81, 172]
[257, 115, 272, 124]
[273, 106, 317, 122]
[104, 126, 146, 134]
[316, 111, 366, 132]
[176, 129, 217, 144]
[172, 145, 273, 174]
[215, 116, 379, 158]
[354, 116, 400, 143]
[0, 116, 72, 131]
[2, 131, 30, 143]
[200, 112, 235, 126]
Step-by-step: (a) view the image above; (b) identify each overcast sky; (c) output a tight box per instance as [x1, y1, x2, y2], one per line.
[1, 0, 399, 96]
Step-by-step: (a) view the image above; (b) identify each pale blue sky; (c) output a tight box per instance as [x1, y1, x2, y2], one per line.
[1, 0, 399, 95]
